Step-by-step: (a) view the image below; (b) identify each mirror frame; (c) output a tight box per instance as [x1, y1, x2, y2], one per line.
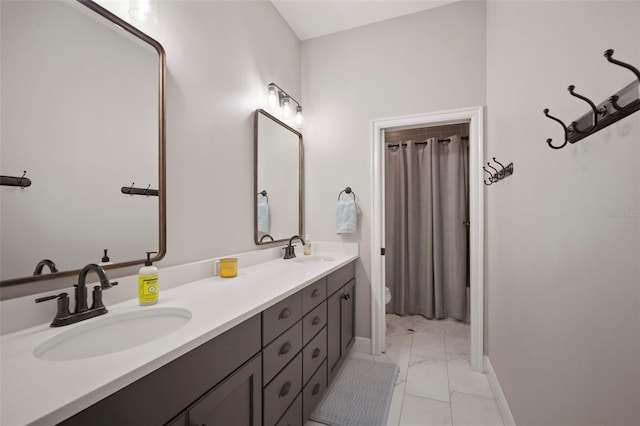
[1, 0, 166, 287]
[254, 109, 304, 245]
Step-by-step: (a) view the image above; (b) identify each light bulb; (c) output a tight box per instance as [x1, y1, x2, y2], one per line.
[295, 106, 304, 126]
[281, 96, 292, 118]
[267, 84, 279, 109]
[129, 0, 158, 23]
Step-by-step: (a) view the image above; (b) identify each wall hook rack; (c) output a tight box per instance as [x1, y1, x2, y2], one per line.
[1, 171, 32, 188]
[544, 49, 640, 150]
[484, 157, 513, 185]
[121, 182, 159, 197]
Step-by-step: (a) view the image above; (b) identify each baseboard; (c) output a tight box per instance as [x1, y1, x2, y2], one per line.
[352, 337, 372, 354]
[484, 356, 516, 426]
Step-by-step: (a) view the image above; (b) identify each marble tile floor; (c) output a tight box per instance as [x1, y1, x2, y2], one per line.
[306, 314, 504, 426]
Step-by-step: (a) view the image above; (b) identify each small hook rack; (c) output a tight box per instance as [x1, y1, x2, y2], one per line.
[1, 171, 32, 188]
[121, 182, 159, 197]
[338, 186, 356, 201]
[544, 49, 640, 149]
[483, 157, 514, 186]
[257, 190, 269, 203]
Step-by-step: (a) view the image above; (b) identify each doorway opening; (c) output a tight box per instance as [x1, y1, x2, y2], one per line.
[370, 106, 485, 372]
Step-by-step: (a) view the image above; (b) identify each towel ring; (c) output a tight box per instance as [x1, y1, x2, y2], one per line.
[338, 186, 356, 201]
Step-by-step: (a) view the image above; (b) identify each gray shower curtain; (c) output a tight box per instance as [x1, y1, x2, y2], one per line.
[385, 136, 468, 320]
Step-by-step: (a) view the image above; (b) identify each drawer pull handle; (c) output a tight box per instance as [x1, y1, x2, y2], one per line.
[312, 383, 321, 396]
[278, 342, 292, 356]
[279, 381, 292, 398]
[312, 316, 321, 326]
[278, 308, 292, 320]
[311, 289, 320, 298]
[312, 348, 321, 359]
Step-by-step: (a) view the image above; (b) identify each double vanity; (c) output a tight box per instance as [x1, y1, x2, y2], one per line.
[0, 248, 358, 425]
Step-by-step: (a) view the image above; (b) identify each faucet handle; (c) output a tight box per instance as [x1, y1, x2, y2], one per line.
[35, 292, 68, 304]
[102, 281, 118, 290]
[35, 292, 72, 325]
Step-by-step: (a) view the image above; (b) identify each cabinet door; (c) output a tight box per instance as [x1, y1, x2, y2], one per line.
[188, 354, 262, 426]
[327, 289, 342, 381]
[341, 278, 355, 354]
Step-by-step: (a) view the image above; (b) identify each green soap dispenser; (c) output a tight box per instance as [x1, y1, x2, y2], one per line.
[139, 251, 159, 306]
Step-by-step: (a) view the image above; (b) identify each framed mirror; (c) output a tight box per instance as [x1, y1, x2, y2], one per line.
[254, 109, 303, 245]
[0, 0, 166, 286]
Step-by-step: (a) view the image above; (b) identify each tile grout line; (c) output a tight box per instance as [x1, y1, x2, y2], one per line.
[444, 334, 456, 425]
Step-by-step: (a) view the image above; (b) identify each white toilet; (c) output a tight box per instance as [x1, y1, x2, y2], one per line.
[385, 287, 392, 304]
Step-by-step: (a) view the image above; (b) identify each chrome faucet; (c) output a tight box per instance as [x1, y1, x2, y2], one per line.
[35, 263, 118, 327]
[33, 259, 58, 275]
[283, 235, 305, 259]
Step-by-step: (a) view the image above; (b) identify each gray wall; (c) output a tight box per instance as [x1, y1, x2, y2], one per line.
[301, 0, 487, 339]
[486, 1, 640, 424]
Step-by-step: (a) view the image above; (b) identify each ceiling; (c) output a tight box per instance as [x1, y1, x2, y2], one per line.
[271, 0, 462, 41]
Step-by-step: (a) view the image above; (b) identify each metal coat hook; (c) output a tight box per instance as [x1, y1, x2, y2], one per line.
[543, 109, 570, 150]
[487, 163, 500, 178]
[127, 182, 135, 195]
[483, 167, 494, 186]
[18, 171, 27, 189]
[144, 184, 151, 196]
[567, 85, 604, 134]
[544, 49, 640, 149]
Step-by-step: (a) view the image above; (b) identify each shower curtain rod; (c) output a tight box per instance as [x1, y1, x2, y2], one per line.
[386, 135, 469, 148]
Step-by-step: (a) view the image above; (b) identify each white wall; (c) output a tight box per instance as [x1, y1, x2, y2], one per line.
[486, 1, 640, 425]
[0, 0, 301, 298]
[301, 0, 486, 338]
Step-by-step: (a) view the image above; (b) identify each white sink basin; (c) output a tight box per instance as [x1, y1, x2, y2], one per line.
[291, 256, 336, 263]
[34, 307, 192, 361]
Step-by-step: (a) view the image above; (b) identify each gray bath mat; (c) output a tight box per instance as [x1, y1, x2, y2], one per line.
[310, 356, 399, 426]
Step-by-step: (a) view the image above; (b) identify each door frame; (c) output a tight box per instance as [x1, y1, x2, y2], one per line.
[370, 105, 485, 372]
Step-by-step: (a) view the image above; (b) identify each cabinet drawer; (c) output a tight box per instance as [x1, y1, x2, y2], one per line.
[263, 292, 302, 346]
[303, 360, 327, 423]
[302, 277, 326, 314]
[302, 301, 326, 346]
[263, 322, 302, 385]
[275, 393, 302, 426]
[327, 262, 355, 296]
[303, 327, 327, 386]
[263, 353, 302, 426]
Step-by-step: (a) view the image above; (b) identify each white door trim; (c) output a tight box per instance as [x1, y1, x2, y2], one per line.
[370, 105, 485, 372]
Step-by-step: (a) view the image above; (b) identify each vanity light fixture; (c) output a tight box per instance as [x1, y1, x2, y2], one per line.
[266, 82, 303, 126]
[128, 0, 158, 23]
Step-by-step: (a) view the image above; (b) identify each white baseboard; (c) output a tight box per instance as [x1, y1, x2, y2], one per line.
[484, 356, 516, 426]
[352, 337, 372, 354]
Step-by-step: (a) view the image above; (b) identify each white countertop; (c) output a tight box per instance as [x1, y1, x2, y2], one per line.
[0, 250, 358, 426]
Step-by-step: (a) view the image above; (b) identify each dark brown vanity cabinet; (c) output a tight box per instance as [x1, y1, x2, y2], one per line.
[327, 263, 356, 384]
[59, 315, 262, 426]
[58, 261, 356, 426]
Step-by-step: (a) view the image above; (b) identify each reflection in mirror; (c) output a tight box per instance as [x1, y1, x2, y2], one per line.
[254, 109, 303, 245]
[0, 0, 166, 285]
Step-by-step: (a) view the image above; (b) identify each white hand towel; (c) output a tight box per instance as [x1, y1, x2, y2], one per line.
[336, 200, 357, 234]
[257, 200, 270, 233]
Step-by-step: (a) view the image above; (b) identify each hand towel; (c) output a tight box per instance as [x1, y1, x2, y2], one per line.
[336, 200, 357, 234]
[257, 200, 270, 233]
